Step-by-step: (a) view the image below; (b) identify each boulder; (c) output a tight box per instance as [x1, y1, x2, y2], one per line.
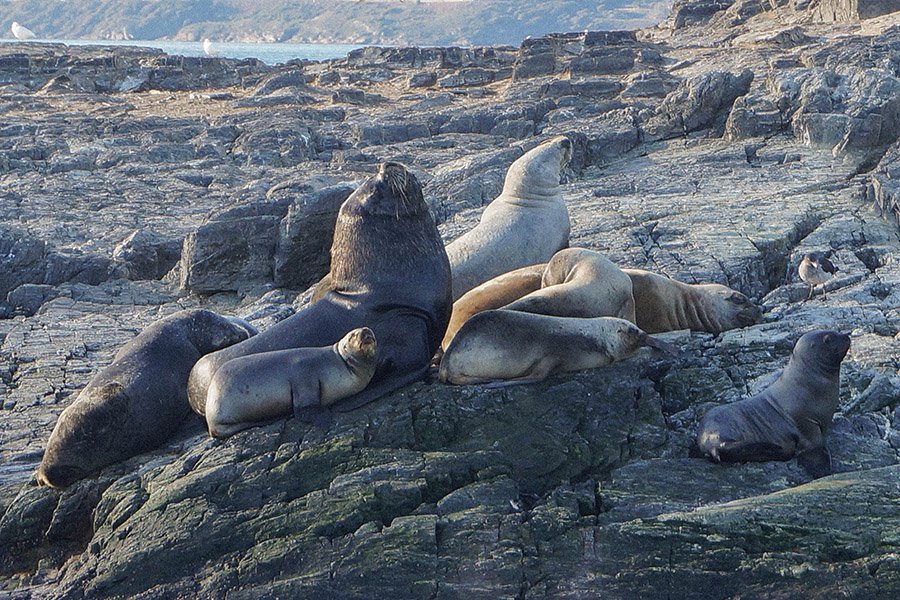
[273, 183, 356, 290]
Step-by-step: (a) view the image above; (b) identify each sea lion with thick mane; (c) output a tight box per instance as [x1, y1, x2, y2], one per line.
[36, 309, 256, 488]
[440, 263, 545, 352]
[205, 328, 377, 438]
[439, 310, 674, 386]
[623, 268, 761, 334]
[446, 136, 573, 301]
[697, 330, 851, 478]
[504, 248, 636, 322]
[188, 162, 452, 418]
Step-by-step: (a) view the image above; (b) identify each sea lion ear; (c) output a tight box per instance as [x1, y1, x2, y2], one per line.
[727, 292, 748, 305]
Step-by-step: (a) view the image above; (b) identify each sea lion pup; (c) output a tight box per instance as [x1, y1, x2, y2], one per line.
[36, 309, 255, 488]
[446, 136, 573, 301]
[439, 310, 675, 386]
[188, 162, 452, 415]
[504, 248, 636, 322]
[205, 328, 377, 438]
[440, 263, 545, 352]
[697, 330, 851, 478]
[623, 269, 761, 334]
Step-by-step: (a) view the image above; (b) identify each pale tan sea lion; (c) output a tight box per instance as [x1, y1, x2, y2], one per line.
[188, 162, 452, 419]
[440, 263, 545, 352]
[504, 248, 636, 322]
[623, 269, 762, 334]
[697, 330, 850, 478]
[439, 310, 674, 386]
[446, 136, 573, 301]
[205, 328, 377, 438]
[37, 309, 255, 488]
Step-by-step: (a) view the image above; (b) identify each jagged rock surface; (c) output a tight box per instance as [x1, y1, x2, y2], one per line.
[1, 3, 899, 599]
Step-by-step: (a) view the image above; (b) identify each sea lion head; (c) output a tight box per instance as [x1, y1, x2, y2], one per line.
[36, 383, 131, 489]
[695, 283, 762, 330]
[345, 162, 425, 219]
[224, 316, 259, 339]
[792, 330, 851, 375]
[338, 327, 378, 374]
[503, 136, 573, 198]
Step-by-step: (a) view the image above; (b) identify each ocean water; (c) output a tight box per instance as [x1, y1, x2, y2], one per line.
[0, 38, 364, 64]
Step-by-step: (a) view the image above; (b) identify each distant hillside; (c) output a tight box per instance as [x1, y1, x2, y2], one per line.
[1, 0, 672, 45]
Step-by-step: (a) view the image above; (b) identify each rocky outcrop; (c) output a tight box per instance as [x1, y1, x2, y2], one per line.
[1, 3, 900, 599]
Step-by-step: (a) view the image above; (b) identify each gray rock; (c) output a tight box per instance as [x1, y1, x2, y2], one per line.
[179, 199, 292, 294]
[645, 69, 754, 140]
[6, 284, 55, 317]
[109, 229, 182, 281]
[0, 224, 47, 300]
[273, 183, 356, 290]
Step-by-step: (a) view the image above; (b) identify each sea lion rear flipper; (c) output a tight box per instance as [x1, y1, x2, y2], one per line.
[716, 440, 793, 463]
[797, 447, 832, 479]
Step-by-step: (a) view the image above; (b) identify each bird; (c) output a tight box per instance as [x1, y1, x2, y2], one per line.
[799, 252, 838, 300]
[11, 21, 37, 40]
[202, 39, 218, 57]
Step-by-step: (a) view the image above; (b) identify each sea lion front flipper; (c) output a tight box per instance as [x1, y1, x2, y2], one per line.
[715, 440, 794, 463]
[481, 377, 546, 389]
[797, 446, 833, 479]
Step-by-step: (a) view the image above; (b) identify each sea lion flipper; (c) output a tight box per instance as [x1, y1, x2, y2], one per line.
[797, 446, 833, 479]
[716, 440, 793, 463]
[481, 377, 545, 389]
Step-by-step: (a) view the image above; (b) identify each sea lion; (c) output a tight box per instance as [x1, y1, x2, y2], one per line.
[188, 162, 452, 417]
[439, 309, 675, 386]
[441, 263, 545, 352]
[696, 330, 851, 478]
[205, 328, 377, 438]
[36, 309, 255, 488]
[504, 248, 636, 322]
[445, 136, 573, 301]
[623, 268, 761, 334]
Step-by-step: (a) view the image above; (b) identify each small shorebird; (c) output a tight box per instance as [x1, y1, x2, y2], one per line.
[11, 21, 37, 40]
[799, 252, 837, 300]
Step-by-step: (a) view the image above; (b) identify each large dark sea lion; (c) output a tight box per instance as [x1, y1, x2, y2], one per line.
[623, 268, 761, 334]
[36, 309, 256, 488]
[445, 136, 572, 301]
[188, 162, 452, 417]
[697, 330, 851, 478]
[205, 328, 378, 438]
[439, 310, 674, 386]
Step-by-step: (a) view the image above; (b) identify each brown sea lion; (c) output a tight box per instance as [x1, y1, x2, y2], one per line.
[439, 309, 675, 386]
[504, 248, 636, 322]
[697, 330, 851, 478]
[446, 136, 573, 301]
[36, 309, 256, 488]
[623, 268, 761, 334]
[188, 162, 452, 418]
[205, 328, 377, 438]
[440, 263, 545, 352]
